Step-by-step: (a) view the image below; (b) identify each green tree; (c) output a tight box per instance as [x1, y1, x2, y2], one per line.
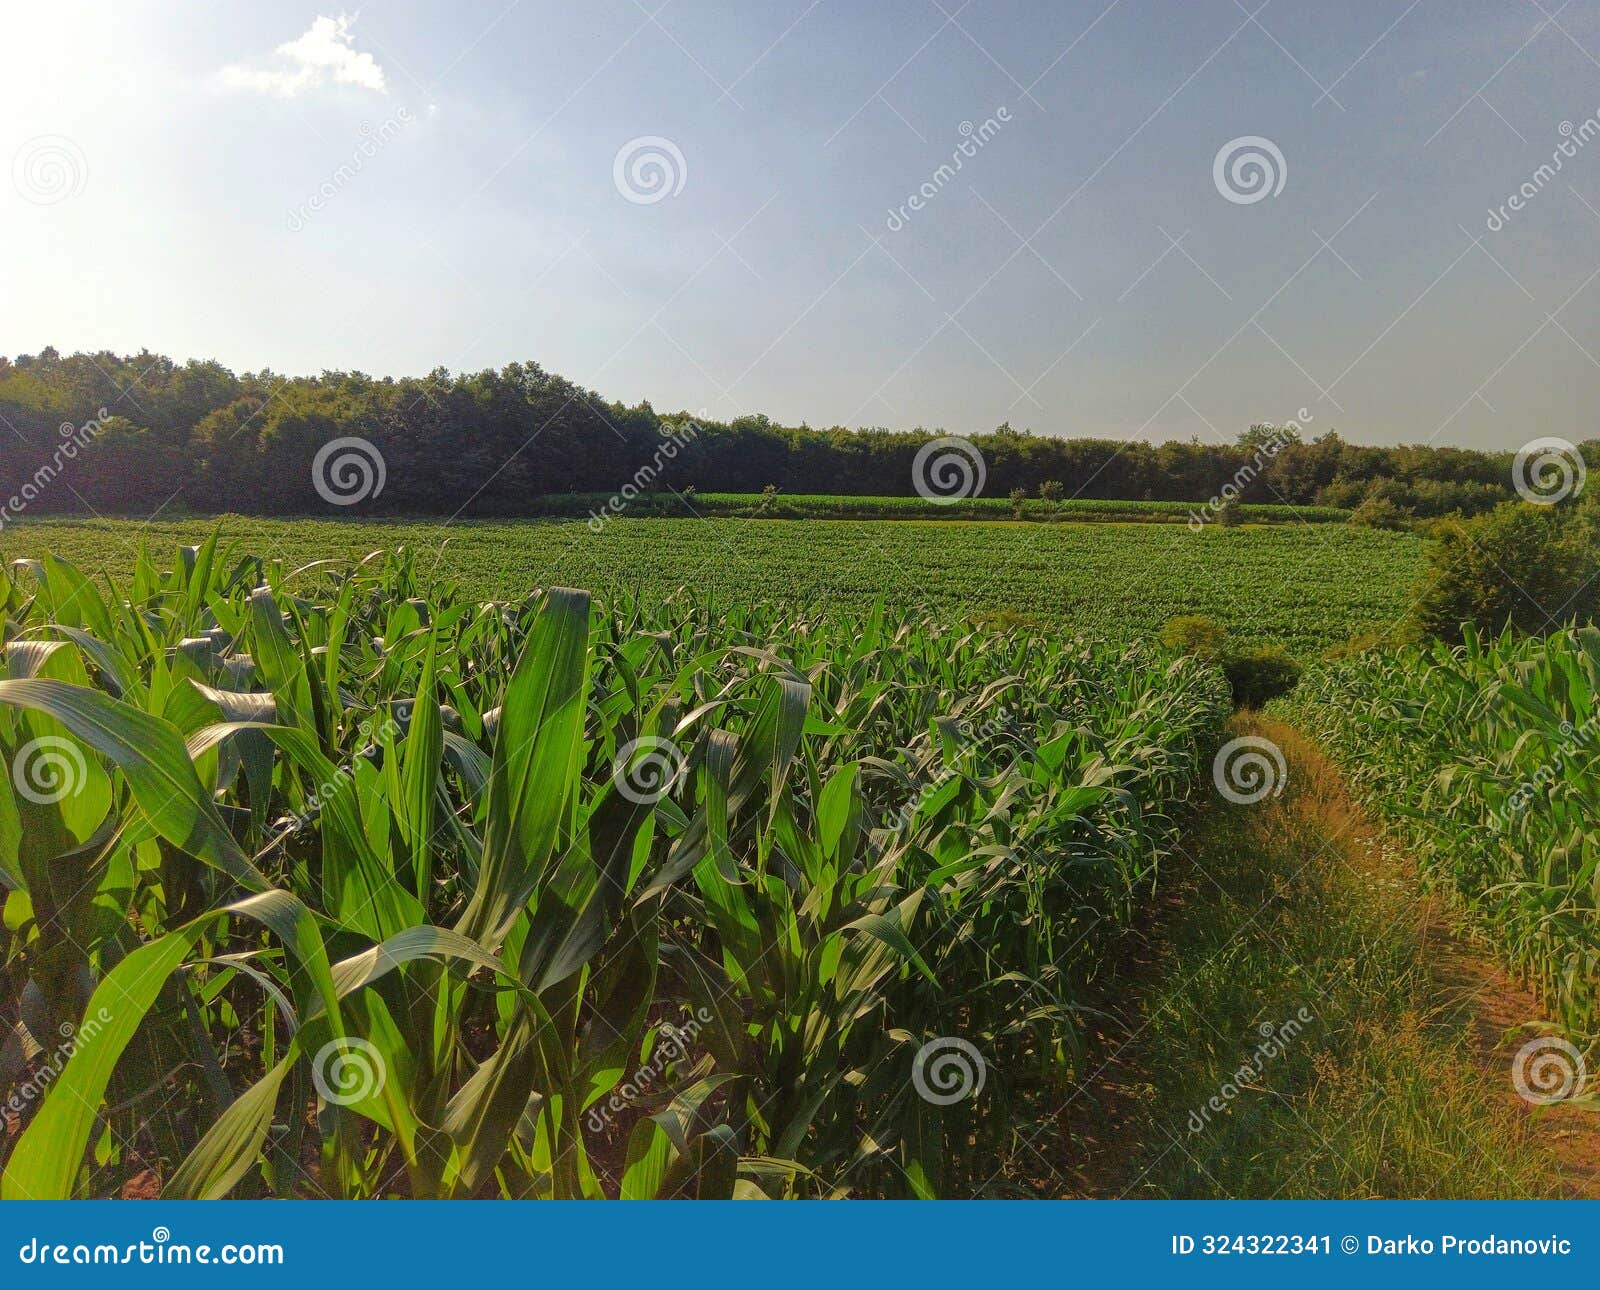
[1412, 502, 1599, 641]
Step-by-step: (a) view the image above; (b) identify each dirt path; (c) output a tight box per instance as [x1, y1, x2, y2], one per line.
[1029, 713, 1598, 1199]
[1419, 907, 1600, 1197]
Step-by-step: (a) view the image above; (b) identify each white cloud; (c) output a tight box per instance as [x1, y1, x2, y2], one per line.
[220, 14, 387, 98]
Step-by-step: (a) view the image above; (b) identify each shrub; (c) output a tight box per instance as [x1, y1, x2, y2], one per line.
[1573, 486, 1600, 548]
[1038, 479, 1064, 502]
[1161, 614, 1229, 661]
[1009, 486, 1029, 518]
[1317, 476, 1505, 518]
[1215, 496, 1243, 526]
[1411, 501, 1599, 642]
[1163, 616, 1301, 707]
[1349, 493, 1411, 530]
[1223, 645, 1302, 708]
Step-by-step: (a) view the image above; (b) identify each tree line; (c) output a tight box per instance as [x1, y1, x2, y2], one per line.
[0, 347, 1582, 520]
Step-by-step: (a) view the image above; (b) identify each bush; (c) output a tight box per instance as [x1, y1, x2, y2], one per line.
[1411, 501, 1599, 641]
[1162, 615, 1301, 707]
[1038, 479, 1064, 502]
[1317, 476, 1505, 518]
[1223, 645, 1302, 709]
[1349, 493, 1411, 530]
[1572, 486, 1600, 547]
[1009, 486, 1029, 518]
[1161, 614, 1229, 660]
[1215, 496, 1243, 526]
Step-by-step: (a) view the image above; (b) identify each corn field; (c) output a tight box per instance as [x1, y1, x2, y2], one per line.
[0, 542, 1229, 1198]
[1279, 624, 1600, 1044]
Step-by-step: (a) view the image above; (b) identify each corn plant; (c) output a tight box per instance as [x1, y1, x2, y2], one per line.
[0, 541, 1228, 1198]
[1279, 624, 1600, 1044]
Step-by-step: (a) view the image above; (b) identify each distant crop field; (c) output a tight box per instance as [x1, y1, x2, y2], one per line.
[474, 492, 1352, 525]
[4, 515, 1422, 655]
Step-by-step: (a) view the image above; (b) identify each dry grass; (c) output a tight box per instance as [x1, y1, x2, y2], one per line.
[1028, 713, 1571, 1199]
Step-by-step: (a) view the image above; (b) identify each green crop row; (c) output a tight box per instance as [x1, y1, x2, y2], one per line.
[0, 541, 1229, 1198]
[1277, 626, 1600, 1043]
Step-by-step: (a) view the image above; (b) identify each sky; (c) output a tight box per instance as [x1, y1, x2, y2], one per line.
[3, 1, 1599, 450]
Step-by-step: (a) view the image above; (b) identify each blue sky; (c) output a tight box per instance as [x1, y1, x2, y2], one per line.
[3, 1, 1599, 449]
